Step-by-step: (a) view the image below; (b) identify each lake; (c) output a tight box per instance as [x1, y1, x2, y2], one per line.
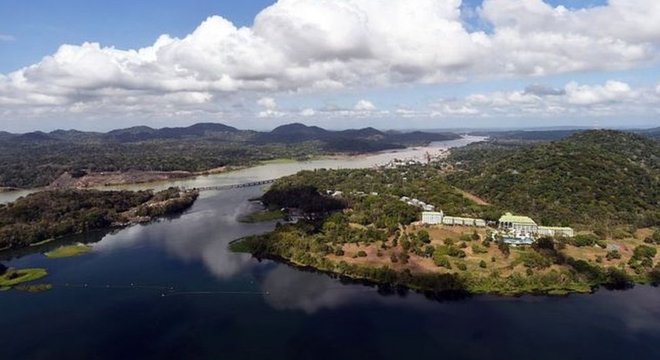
[1, 137, 659, 360]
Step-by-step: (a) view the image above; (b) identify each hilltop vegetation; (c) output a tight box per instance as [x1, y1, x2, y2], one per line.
[233, 165, 659, 295]
[231, 130, 659, 295]
[448, 130, 660, 228]
[0, 188, 198, 250]
[0, 122, 458, 188]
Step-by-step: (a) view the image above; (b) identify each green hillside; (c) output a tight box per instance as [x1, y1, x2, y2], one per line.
[448, 130, 660, 228]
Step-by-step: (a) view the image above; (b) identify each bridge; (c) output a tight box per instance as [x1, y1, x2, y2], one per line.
[187, 179, 277, 192]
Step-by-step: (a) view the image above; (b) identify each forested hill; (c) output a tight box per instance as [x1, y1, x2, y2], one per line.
[448, 130, 660, 228]
[0, 122, 458, 189]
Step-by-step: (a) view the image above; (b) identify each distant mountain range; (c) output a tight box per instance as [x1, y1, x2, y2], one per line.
[469, 127, 660, 142]
[0, 123, 460, 188]
[0, 122, 460, 150]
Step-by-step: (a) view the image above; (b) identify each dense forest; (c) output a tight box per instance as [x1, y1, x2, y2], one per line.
[0, 188, 198, 249]
[448, 130, 660, 228]
[0, 122, 459, 188]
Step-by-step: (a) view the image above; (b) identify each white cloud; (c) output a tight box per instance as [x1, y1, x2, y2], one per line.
[480, 0, 660, 75]
[1, 0, 660, 126]
[300, 108, 316, 117]
[257, 96, 277, 109]
[354, 99, 376, 111]
[429, 80, 660, 118]
[565, 80, 633, 105]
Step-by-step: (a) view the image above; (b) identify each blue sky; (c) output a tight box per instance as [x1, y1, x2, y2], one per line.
[0, 0, 276, 73]
[0, 0, 658, 132]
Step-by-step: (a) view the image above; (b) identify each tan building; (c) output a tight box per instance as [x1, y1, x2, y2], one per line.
[498, 213, 538, 233]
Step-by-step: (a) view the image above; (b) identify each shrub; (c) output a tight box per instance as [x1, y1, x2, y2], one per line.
[334, 248, 345, 256]
[633, 245, 657, 259]
[390, 253, 398, 263]
[518, 251, 552, 269]
[433, 254, 452, 269]
[573, 234, 599, 247]
[357, 250, 367, 258]
[472, 244, 488, 254]
[456, 262, 468, 271]
[459, 234, 472, 242]
[398, 252, 410, 264]
[526, 268, 534, 276]
[424, 245, 435, 258]
[471, 231, 480, 241]
[606, 250, 621, 261]
[479, 260, 487, 269]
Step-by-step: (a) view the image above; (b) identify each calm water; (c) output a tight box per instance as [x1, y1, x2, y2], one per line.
[1, 137, 659, 359]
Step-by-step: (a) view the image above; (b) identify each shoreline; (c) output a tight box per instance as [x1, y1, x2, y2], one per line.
[231, 241, 654, 297]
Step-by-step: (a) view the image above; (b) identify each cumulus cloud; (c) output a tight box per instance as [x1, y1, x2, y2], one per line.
[429, 80, 660, 118]
[565, 80, 633, 105]
[257, 97, 277, 109]
[354, 99, 376, 111]
[300, 108, 316, 117]
[0, 0, 659, 126]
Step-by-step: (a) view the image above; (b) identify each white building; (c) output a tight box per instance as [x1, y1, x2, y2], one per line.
[537, 226, 574, 238]
[422, 211, 444, 224]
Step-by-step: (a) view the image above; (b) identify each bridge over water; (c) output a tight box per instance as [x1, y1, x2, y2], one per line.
[187, 179, 277, 192]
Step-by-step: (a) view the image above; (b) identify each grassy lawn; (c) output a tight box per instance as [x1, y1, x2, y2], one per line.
[0, 268, 48, 287]
[45, 244, 93, 259]
[239, 209, 285, 223]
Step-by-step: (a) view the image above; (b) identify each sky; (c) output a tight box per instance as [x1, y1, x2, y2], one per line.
[0, 0, 658, 132]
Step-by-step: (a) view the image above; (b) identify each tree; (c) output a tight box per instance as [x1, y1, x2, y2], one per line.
[0, 262, 6, 275]
[650, 266, 660, 286]
[534, 237, 555, 251]
[498, 242, 510, 258]
[418, 230, 430, 244]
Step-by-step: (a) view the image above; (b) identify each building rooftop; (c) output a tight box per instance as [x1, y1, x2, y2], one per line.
[538, 226, 573, 231]
[499, 212, 537, 225]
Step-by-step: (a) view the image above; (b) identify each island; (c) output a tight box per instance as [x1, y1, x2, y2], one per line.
[231, 130, 660, 296]
[0, 265, 48, 291]
[0, 187, 198, 251]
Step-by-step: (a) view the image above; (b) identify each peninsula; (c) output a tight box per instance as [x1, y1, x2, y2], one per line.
[231, 130, 660, 296]
[0, 187, 198, 251]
